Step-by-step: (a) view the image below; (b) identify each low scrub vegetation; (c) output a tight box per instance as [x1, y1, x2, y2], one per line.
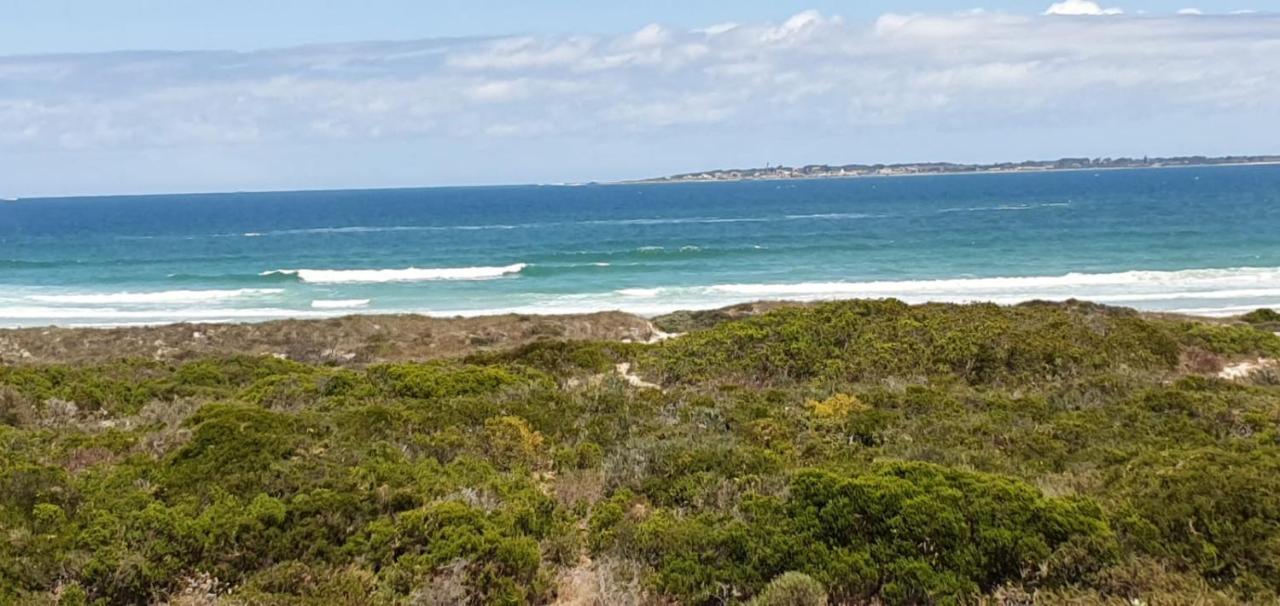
[2, 300, 1279, 604]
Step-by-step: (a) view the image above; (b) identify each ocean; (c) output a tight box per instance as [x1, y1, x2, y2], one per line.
[3, 165, 1280, 327]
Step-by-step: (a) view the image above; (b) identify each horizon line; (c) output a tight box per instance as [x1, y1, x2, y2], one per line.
[7, 152, 1278, 203]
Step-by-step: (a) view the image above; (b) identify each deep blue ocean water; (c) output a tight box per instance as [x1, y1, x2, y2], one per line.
[3, 165, 1280, 327]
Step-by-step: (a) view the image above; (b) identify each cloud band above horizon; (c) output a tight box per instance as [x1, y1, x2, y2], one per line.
[2, 7, 1277, 197]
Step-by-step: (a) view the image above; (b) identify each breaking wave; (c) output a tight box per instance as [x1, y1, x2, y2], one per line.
[261, 263, 528, 284]
[28, 288, 284, 305]
[310, 299, 372, 309]
[938, 202, 1071, 214]
[701, 266, 1280, 301]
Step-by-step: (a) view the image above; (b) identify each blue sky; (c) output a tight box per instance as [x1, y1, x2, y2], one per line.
[2, 1, 1279, 197]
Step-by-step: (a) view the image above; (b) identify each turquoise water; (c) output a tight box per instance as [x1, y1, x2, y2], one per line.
[3, 165, 1280, 327]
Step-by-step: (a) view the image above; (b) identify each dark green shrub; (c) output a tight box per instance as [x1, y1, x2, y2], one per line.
[348, 500, 549, 604]
[1110, 447, 1280, 594]
[1240, 308, 1280, 325]
[162, 404, 301, 497]
[171, 356, 311, 389]
[604, 462, 1115, 604]
[649, 300, 1181, 387]
[466, 340, 629, 375]
[368, 362, 543, 399]
[1172, 321, 1280, 357]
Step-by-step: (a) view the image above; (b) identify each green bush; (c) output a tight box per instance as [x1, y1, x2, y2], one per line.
[162, 403, 302, 497]
[466, 340, 631, 375]
[750, 572, 828, 606]
[602, 462, 1116, 604]
[349, 500, 549, 604]
[368, 362, 544, 399]
[1171, 321, 1280, 357]
[1109, 447, 1280, 595]
[2, 300, 1279, 604]
[0, 363, 161, 416]
[1240, 308, 1280, 325]
[483, 416, 546, 470]
[649, 300, 1182, 387]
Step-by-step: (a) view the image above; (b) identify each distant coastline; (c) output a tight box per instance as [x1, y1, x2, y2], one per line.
[630, 154, 1280, 184]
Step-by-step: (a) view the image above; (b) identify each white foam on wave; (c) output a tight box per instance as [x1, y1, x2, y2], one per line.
[939, 202, 1070, 214]
[263, 263, 527, 284]
[28, 288, 284, 305]
[617, 288, 664, 298]
[0, 306, 332, 321]
[528, 266, 1280, 318]
[310, 299, 371, 309]
[583, 216, 771, 226]
[783, 213, 875, 220]
[1166, 304, 1278, 317]
[249, 224, 530, 238]
[225, 212, 882, 241]
[7, 266, 1277, 327]
[589, 213, 877, 226]
[701, 267, 1280, 305]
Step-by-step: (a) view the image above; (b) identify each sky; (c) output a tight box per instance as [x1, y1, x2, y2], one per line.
[2, 0, 1279, 197]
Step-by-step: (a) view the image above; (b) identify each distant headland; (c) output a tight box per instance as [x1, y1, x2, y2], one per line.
[633, 154, 1280, 183]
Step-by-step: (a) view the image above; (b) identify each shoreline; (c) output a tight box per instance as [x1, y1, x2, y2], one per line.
[0, 298, 1263, 367]
[0, 298, 1256, 331]
[7, 262, 1280, 329]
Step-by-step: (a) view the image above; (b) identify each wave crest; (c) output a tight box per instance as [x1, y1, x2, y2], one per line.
[29, 288, 284, 305]
[262, 263, 527, 284]
[311, 299, 372, 309]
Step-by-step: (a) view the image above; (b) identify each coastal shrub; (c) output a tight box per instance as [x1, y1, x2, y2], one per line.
[806, 393, 866, 420]
[1240, 308, 1280, 332]
[465, 340, 632, 375]
[750, 572, 828, 606]
[483, 416, 546, 470]
[234, 563, 376, 604]
[368, 362, 544, 400]
[170, 356, 311, 390]
[649, 300, 1181, 387]
[4, 301, 1280, 604]
[1171, 321, 1280, 357]
[348, 500, 550, 604]
[0, 363, 161, 416]
[0, 386, 36, 427]
[600, 462, 1116, 604]
[651, 302, 790, 333]
[161, 403, 302, 497]
[1109, 447, 1280, 595]
[638, 438, 784, 507]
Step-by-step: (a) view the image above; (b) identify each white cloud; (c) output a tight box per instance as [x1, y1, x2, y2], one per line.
[446, 37, 597, 70]
[601, 93, 736, 128]
[1177, 8, 1203, 15]
[1, 9, 1277, 154]
[1045, 0, 1124, 16]
[629, 24, 671, 47]
[760, 9, 845, 42]
[695, 22, 740, 36]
